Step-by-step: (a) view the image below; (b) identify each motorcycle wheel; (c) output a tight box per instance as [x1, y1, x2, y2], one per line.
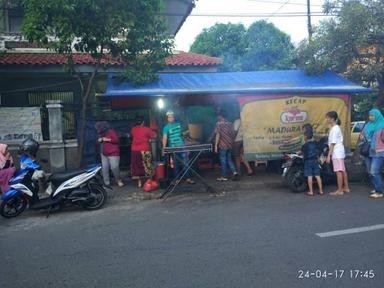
[0, 196, 28, 218]
[288, 166, 307, 193]
[83, 183, 107, 210]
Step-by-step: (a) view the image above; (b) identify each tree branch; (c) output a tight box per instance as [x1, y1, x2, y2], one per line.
[75, 74, 85, 96]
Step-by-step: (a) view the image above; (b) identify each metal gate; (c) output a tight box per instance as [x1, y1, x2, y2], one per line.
[28, 91, 77, 140]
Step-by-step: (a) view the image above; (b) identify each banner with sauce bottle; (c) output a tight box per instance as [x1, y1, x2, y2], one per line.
[237, 94, 351, 160]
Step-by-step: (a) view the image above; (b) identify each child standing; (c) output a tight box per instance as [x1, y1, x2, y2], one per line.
[302, 129, 324, 196]
[325, 111, 350, 196]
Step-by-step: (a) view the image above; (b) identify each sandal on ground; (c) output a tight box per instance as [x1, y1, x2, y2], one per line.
[319, 191, 324, 195]
[307, 192, 314, 196]
[343, 189, 351, 193]
[330, 191, 344, 196]
[216, 177, 228, 181]
[186, 179, 195, 185]
[369, 192, 384, 199]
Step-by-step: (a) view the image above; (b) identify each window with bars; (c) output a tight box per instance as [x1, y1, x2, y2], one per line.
[95, 96, 112, 112]
[28, 91, 77, 140]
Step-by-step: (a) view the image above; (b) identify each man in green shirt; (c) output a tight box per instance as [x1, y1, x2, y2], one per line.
[162, 111, 194, 184]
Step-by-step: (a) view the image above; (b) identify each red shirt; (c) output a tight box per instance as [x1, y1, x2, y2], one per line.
[100, 129, 120, 156]
[131, 126, 156, 152]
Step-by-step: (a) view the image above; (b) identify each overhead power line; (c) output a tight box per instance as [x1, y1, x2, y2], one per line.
[248, 0, 323, 7]
[163, 12, 333, 18]
[267, 0, 292, 20]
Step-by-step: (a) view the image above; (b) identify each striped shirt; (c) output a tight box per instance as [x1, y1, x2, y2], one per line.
[215, 120, 234, 149]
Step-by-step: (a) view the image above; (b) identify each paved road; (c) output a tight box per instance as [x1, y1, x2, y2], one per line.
[1, 177, 383, 288]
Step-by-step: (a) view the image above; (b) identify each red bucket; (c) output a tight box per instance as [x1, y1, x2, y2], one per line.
[155, 163, 166, 181]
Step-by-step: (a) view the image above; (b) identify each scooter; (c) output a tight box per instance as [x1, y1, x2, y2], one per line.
[281, 138, 335, 192]
[281, 153, 307, 192]
[0, 154, 107, 218]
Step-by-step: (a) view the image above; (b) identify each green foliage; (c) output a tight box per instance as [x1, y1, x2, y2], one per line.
[242, 21, 294, 71]
[296, 0, 384, 105]
[21, 0, 174, 85]
[190, 21, 294, 72]
[190, 23, 246, 71]
[352, 92, 376, 121]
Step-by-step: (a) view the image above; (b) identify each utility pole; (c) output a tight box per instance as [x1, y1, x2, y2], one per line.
[307, 0, 313, 39]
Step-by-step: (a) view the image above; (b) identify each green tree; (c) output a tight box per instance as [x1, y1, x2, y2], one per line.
[190, 21, 294, 71]
[352, 92, 376, 121]
[296, 0, 384, 106]
[19, 0, 174, 165]
[190, 23, 246, 71]
[242, 20, 294, 71]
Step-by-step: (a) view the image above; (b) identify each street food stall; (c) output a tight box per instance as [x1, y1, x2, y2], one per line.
[102, 70, 369, 162]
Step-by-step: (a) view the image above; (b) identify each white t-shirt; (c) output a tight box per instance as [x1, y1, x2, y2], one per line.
[233, 119, 243, 142]
[328, 125, 345, 159]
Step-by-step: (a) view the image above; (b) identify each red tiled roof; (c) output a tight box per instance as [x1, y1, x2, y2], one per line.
[165, 51, 221, 66]
[0, 51, 221, 66]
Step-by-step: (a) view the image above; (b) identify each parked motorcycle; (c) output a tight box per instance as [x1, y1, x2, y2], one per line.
[0, 139, 107, 218]
[281, 138, 335, 193]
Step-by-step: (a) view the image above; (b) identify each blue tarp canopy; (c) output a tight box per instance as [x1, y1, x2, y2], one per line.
[104, 70, 370, 97]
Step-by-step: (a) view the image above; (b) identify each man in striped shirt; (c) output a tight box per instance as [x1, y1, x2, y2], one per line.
[215, 110, 239, 181]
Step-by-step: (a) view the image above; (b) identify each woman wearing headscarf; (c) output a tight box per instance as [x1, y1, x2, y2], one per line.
[130, 117, 156, 187]
[361, 113, 376, 187]
[95, 121, 124, 187]
[0, 143, 16, 193]
[363, 109, 384, 198]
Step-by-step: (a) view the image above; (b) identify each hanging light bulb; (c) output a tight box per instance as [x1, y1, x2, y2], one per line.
[157, 98, 165, 110]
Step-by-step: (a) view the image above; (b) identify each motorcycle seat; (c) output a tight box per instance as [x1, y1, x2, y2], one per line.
[49, 168, 89, 186]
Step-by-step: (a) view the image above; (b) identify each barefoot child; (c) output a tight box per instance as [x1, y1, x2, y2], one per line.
[325, 111, 350, 196]
[302, 129, 324, 196]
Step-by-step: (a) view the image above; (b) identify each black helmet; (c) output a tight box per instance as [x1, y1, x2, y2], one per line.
[19, 138, 39, 156]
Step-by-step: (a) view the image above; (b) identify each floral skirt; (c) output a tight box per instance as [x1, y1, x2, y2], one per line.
[131, 151, 154, 178]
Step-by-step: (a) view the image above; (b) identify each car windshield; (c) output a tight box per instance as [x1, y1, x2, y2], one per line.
[353, 122, 365, 133]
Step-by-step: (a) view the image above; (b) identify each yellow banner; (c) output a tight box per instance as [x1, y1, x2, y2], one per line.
[239, 95, 351, 160]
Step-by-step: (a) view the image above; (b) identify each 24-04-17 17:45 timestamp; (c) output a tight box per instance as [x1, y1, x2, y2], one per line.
[298, 269, 375, 279]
